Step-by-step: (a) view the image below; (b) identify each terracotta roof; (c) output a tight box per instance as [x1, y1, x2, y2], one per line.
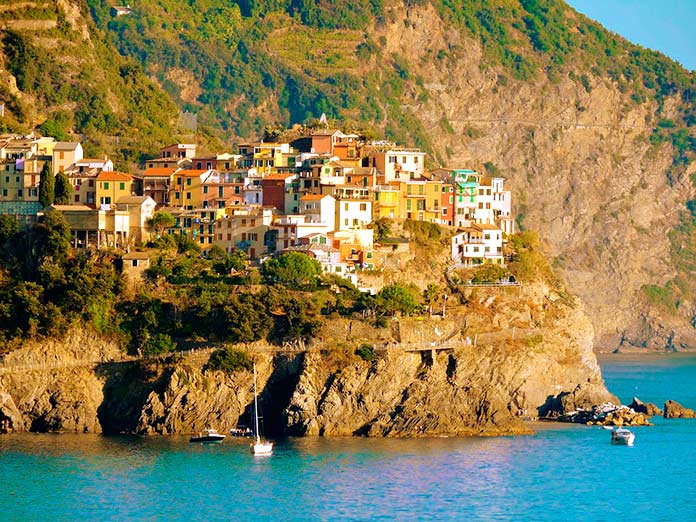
[143, 167, 177, 177]
[97, 171, 133, 182]
[50, 204, 92, 211]
[177, 169, 210, 177]
[262, 173, 295, 181]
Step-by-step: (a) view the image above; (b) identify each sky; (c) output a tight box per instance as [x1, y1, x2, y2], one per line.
[567, 0, 696, 71]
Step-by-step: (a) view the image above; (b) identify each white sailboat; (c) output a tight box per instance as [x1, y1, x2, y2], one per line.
[250, 363, 273, 456]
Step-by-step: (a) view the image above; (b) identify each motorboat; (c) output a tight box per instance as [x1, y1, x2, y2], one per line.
[190, 428, 226, 443]
[249, 363, 273, 456]
[610, 427, 635, 446]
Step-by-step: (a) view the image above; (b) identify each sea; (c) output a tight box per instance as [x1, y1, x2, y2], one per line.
[1, 353, 695, 521]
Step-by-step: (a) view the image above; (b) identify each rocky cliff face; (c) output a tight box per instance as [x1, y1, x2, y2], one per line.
[366, 2, 696, 351]
[0, 282, 615, 436]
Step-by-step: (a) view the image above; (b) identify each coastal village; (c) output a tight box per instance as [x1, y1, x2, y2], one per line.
[0, 126, 515, 283]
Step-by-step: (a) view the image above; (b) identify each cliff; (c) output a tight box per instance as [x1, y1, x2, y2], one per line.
[0, 282, 615, 437]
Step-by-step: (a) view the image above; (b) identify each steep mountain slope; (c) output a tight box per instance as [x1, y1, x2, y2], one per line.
[2, 0, 696, 349]
[0, 0, 178, 165]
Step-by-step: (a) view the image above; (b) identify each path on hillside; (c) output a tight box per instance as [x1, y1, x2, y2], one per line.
[0, 326, 545, 375]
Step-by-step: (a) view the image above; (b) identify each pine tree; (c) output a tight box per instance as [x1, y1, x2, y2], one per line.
[38, 162, 54, 208]
[54, 170, 73, 205]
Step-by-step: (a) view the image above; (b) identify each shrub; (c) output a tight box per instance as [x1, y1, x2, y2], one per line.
[142, 333, 176, 356]
[471, 264, 510, 283]
[355, 343, 375, 361]
[206, 347, 253, 374]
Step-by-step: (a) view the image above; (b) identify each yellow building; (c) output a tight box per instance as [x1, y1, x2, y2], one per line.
[374, 183, 401, 220]
[169, 169, 212, 210]
[397, 179, 444, 223]
[96, 171, 133, 209]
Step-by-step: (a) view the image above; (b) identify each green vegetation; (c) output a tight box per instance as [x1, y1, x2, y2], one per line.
[38, 163, 54, 208]
[403, 219, 442, 243]
[54, 171, 73, 205]
[641, 284, 678, 314]
[355, 343, 375, 361]
[206, 347, 253, 374]
[471, 264, 509, 283]
[524, 334, 544, 348]
[261, 252, 322, 288]
[507, 231, 557, 285]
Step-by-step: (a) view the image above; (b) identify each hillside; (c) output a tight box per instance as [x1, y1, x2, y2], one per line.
[0, 0, 178, 166]
[1, 0, 696, 349]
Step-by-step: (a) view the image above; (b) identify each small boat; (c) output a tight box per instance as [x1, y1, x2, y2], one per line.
[190, 428, 226, 443]
[610, 427, 635, 446]
[230, 425, 253, 437]
[250, 363, 273, 456]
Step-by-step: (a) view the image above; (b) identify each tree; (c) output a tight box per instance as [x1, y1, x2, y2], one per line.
[208, 244, 247, 274]
[375, 283, 423, 317]
[369, 217, 392, 241]
[147, 211, 176, 237]
[260, 252, 322, 288]
[423, 283, 441, 314]
[38, 162, 54, 208]
[0, 215, 18, 245]
[54, 170, 73, 205]
[33, 210, 71, 265]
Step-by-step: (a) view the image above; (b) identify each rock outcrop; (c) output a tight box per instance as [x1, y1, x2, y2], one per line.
[664, 400, 696, 419]
[0, 282, 616, 437]
[630, 397, 663, 416]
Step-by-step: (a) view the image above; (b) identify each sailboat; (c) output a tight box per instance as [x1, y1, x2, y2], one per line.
[250, 363, 273, 456]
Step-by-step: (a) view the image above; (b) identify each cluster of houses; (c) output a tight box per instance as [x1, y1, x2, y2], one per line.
[0, 129, 515, 279]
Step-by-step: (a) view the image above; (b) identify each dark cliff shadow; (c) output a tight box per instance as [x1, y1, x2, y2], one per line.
[95, 359, 175, 434]
[537, 392, 567, 418]
[239, 352, 306, 437]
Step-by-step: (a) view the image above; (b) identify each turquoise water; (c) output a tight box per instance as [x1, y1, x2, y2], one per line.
[2, 355, 695, 521]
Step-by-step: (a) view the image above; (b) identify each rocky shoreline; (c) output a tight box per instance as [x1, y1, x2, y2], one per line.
[0, 283, 627, 438]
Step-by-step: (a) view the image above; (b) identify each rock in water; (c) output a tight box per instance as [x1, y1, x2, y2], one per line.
[663, 400, 696, 419]
[630, 397, 663, 416]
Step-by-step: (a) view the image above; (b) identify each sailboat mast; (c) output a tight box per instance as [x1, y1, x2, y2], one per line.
[253, 363, 260, 443]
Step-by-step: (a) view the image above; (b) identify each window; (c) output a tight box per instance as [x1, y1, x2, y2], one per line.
[484, 234, 490, 240]
[1, 189, 6, 196]
[344, 203, 348, 211]
[103, 182, 109, 190]
[360, 203, 367, 211]
[227, 234, 231, 241]
[59, 151, 64, 160]
[88, 180, 94, 187]
[442, 209, 447, 215]
[187, 178, 192, 186]
[407, 199, 412, 210]
[203, 186, 208, 194]
[175, 191, 180, 199]
[100, 196, 111, 205]
[119, 182, 125, 190]
[4, 176, 8, 183]
[186, 192, 191, 200]
[402, 156, 406, 163]
[353, 219, 358, 226]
